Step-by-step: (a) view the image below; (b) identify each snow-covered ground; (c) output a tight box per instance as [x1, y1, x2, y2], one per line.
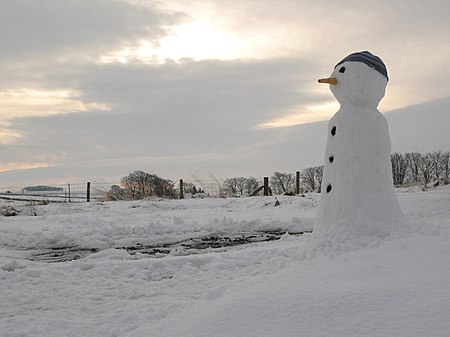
[1, 187, 449, 337]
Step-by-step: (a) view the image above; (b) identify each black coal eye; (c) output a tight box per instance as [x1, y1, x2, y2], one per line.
[339, 66, 346, 73]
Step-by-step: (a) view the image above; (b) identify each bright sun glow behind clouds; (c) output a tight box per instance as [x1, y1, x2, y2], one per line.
[100, 15, 284, 64]
[158, 20, 242, 61]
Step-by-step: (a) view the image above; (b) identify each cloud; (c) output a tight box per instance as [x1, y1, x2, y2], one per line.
[0, 0, 186, 62]
[2, 58, 324, 167]
[187, 0, 450, 109]
[1, 0, 449, 186]
[2, 96, 449, 187]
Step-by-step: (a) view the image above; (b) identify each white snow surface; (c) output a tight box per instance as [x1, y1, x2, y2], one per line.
[1, 187, 450, 337]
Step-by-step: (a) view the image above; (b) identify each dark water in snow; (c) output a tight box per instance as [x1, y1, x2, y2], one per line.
[28, 230, 311, 263]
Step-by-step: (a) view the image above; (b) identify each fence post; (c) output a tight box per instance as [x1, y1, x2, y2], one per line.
[179, 179, 184, 199]
[68, 183, 71, 202]
[296, 171, 300, 194]
[263, 177, 269, 196]
[86, 182, 91, 202]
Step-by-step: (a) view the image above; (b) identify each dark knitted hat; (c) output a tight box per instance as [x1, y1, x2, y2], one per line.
[334, 51, 389, 81]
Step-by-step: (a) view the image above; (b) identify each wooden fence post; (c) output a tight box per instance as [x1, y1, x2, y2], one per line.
[263, 177, 269, 196]
[86, 182, 91, 202]
[296, 171, 300, 194]
[68, 183, 71, 202]
[179, 179, 184, 199]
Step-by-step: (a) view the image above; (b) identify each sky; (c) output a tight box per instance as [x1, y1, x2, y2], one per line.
[1, 0, 449, 187]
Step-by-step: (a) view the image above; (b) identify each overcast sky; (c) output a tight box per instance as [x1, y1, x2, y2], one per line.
[1, 0, 449, 187]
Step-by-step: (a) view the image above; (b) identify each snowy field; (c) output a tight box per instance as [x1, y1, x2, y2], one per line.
[1, 186, 449, 337]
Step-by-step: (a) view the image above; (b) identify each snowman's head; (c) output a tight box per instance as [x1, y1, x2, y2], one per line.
[319, 51, 388, 108]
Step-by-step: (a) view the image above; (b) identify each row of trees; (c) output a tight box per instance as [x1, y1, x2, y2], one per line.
[299, 151, 450, 193]
[391, 151, 449, 186]
[224, 151, 450, 195]
[108, 171, 302, 199]
[221, 174, 296, 196]
[222, 177, 259, 196]
[108, 170, 176, 200]
[223, 172, 306, 196]
[109, 151, 449, 200]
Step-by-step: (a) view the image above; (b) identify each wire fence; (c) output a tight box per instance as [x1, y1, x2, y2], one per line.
[0, 182, 117, 203]
[0, 179, 233, 203]
[0, 172, 306, 203]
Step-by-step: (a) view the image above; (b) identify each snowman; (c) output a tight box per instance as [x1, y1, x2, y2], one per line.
[310, 51, 407, 256]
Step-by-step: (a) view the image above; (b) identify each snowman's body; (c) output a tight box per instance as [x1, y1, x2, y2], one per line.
[311, 52, 406, 255]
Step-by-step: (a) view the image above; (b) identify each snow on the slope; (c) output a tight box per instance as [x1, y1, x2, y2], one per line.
[0, 196, 315, 251]
[137, 231, 450, 337]
[1, 187, 449, 337]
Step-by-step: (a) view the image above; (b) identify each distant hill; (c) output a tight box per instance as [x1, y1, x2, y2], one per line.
[23, 185, 64, 192]
[385, 96, 450, 153]
[257, 96, 450, 172]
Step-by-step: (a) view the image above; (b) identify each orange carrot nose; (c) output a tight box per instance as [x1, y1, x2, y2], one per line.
[318, 77, 337, 85]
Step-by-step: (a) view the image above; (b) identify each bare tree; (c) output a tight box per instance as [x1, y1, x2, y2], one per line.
[428, 150, 450, 181]
[441, 152, 450, 179]
[391, 152, 408, 186]
[121, 170, 151, 199]
[314, 166, 324, 192]
[244, 177, 260, 195]
[301, 166, 323, 192]
[405, 152, 422, 184]
[420, 153, 434, 185]
[120, 170, 175, 199]
[271, 172, 295, 195]
[301, 167, 316, 192]
[404, 152, 433, 185]
[223, 177, 247, 196]
[223, 177, 262, 196]
[107, 185, 125, 200]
